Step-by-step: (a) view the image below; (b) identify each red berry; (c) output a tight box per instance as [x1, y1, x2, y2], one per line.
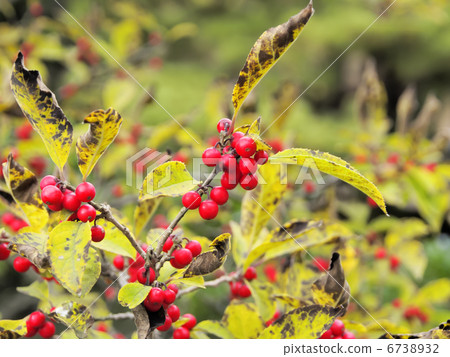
[167, 304, 180, 322]
[254, 150, 269, 165]
[91, 225, 105, 242]
[96, 323, 108, 332]
[313, 257, 329, 272]
[367, 197, 378, 208]
[202, 147, 221, 167]
[210, 186, 229, 205]
[343, 331, 355, 339]
[10, 219, 28, 232]
[25, 320, 38, 337]
[320, 329, 333, 339]
[41, 186, 63, 205]
[77, 204, 96, 222]
[390, 255, 401, 271]
[47, 202, 63, 212]
[239, 174, 258, 190]
[29, 2, 44, 17]
[387, 153, 400, 165]
[157, 315, 173, 332]
[113, 255, 124, 270]
[392, 298, 402, 308]
[182, 191, 201, 210]
[221, 172, 239, 190]
[0, 243, 10, 260]
[244, 266, 257, 281]
[173, 327, 190, 339]
[148, 287, 164, 304]
[137, 267, 156, 285]
[28, 311, 46, 329]
[230, 281, 243, 296]
[170, 255, 185, 269]
[217, 118, 233, 133]
[167, 284, 179, 295]
[185, 240, 202, 257]
[75, 182, 96, 202]
[163, 236, 174, 252]
[38, 321, 55, 339]
[238, 284, 251, 298]
[264, 264, 277, 283]
[1, 212, 15, 225]
[199, 200, 219, 220]
[267, 139, 284, 153]
[28, 156, 47, 176]
[235, 137, 256, 158]
[15, 122, 33, 140]
[303, 181, 316, 194]
[62, 192, 81, 212]
[330, 319, 345, 337]
[230, 132, 244, 148]
[13, 256, 31, 273]
[222, 154, 237, 173]
[239, 158, 257, 175]
[374, 247, 387, 259]
[111, 184, 123, 198]
[173, 248, 193, 267]
[163, 289, 177, 304]
[182, 314, 197, 330]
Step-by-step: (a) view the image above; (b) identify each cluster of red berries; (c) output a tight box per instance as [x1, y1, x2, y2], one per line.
[39, 176, 105, 243]
[229, 266, 257, 299]
[165, 237, 202, 269]
[265, 310, 281, 327]
[25, 311, 55, 339]
[1, 213, 29, 232]
[374, 247, 401, 271]
[76, 37, 100, 66]
[182, 118, 269, 220]
[320, 319, 355, 339]
[172, 313, 197, 339]
[403, 306, 429, 324]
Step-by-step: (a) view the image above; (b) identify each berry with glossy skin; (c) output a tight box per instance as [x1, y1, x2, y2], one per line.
[330, 319, 345, 337]
[13, 256, 31, 273]
[113, 255, 124, 270]
[239, 158, 257, 175]
[230, 132, 244, 148]
[149, 287, 164, 305]
[170, 254, 185, 269]
[254, 150, 269, 165]
[199, 200, 219, 220]
[157, 315, 173, 332]
[77, 204, 96, 222]
[230, 281, 243, 296]
[62, 192, 81, 212]
[163, 289, 177, 304]
[222, 154, 237, 172]
[173, 327, 190, 339]
[75, 182, 96, 202]
[168, 284, 179, 295]
[221, 172, 239, 190]
[28, 311, 46, 329]
[41, 186, 63, 206]
[91, 225, 105, 242]
[25, 320, 38, 337]
[2, 212, 15, 225]
[202, 147, 221, 167]
[47, 202, 63, 212]
[0, 243, 10, 260]
[38, 321, 55, 339]
[137, 267, 156, 285]
[210, 186, 229, 206]
[173, 248, 193, 267]
[185, 240, 202, 257]
[217, 118, 233, 133]
[182, 191, 201, 210]
[238, 284, 251, 298]
[320, 329, 333, 339]
[343, 331, 355, 339]
[163, 236, 174, 253]
[244, 266, 257, 281]
[167, 304, 180, 322]
[182, 314, 197, 330]
[235, 137, 256, 158]
[239, 174, 258, 190]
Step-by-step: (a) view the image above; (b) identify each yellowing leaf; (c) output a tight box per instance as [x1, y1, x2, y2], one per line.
[10, 52, 73, 173]
[0, 318, 28, 338]
[17, 280, 49, 303]
[170, 275, 205, 288]
[241, 162, 287, 246]
[2, 155, 48, 230]
[194, 320, 234, 339]
[9, 232, 49, 268]
[235, 118, 272, 151]
[50, 302, 94, 339]
[414, 278, 450, 305]
[222, 302, 266, 338]
[270, 148, 388, 214]
[134, 198, 161, 237]
[76, 108, 123, 180]
[248, 280, 277, 321]
[139, 161, 199, 201]
[118, 283, 152, 309]
[47, 221, 100, 297]
[258, 304, 343, 339]
[92, 219, 136, 258]
[232, 2, 314, 118]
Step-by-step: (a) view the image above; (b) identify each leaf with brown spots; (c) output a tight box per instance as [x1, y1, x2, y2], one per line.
[231, 1, 314, 119]
[311, 252, 350, 312]
[0, 318, 28, 339]
[8, 232, 49, 268]
[49, 302, 94, 339]
[134, 198, 161, 237]
[235, 118, 272, 151]
[76, 108, 123, 180]
[258, 304, 343, 339]
[379, 320, 450, 339]
[2, 154, 48, 230]
[270, 148, 388, 215]
[10, 52, 73, 173]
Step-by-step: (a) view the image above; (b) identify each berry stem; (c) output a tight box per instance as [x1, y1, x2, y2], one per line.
[93, 312, 134, 321]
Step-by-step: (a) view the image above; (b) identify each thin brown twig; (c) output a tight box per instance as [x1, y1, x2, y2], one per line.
[177, 273, 235, 297]
[93, 312, 134, 321]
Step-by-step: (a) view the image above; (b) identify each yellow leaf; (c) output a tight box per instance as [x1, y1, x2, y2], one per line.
[0, 318, 28, 338]
[139, 161, 199, 201]
[47, 221, 100, 297]
[92, 219, 136, 258]
[258, 304, 343, 339]
[118, 283, 151, 309]
[50, 302, 94, 339]
[413, 278, 450, 306]
[232, 2, 314, 118]
[248, 280, 277, 321]
[8, 232, 48, 268]
[76, 108, 123, 180]
[193, 320, 234, 339]
[222, 302, 266, 338]
[270, 148, 388, 215]
[2, 155, 48, 230]
[10, 52, 73, 173]
[170, 275, 205, 288]
[235, 118, 272, 151]
[134, 198, 161, 237]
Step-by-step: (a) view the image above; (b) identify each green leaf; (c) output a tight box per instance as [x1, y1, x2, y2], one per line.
[10, 52, 73, 172]
[92, 219, 136, 258]
[270, 148, 388, 215]
[118, 282, 151, 309]
[232, 2, 314, 118]
[8, 232, 49, 268]
[47, 221, 100, 297]
[258, 304, 343, 339]
[139, 161, 199, 201]
[76, 108, 123, 180]
[194, 320, 234, 339]
[0, 318, 28, 338]
[50, 302, 94, 339]
[134, 198, 161, 237]
[17, 280, 49, 302]
[413, 278, 450, 305]
[2, 155, 48, 230]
